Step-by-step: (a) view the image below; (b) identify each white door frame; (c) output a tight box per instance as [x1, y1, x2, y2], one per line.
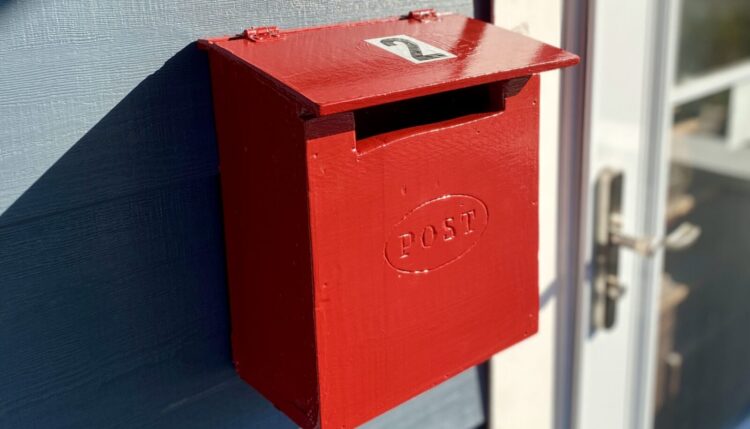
[573, 0, 686, 427]
[489, 0, 590, 428]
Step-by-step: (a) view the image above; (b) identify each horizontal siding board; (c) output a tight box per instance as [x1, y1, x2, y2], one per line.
[0, 0, 475, 219]
[364, 366, 487, 429]
[0, 45, 219, 228]
[0, 0, 487, 427]
[0, 178, 231, 424]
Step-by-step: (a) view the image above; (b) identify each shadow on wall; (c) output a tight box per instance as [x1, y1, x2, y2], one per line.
[0, 43, 487, 428]
[0, 44, 296, 429]
[0, 0, 15, 12]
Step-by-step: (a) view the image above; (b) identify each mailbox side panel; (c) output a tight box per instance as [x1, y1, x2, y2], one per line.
[307, 77, 541, 428]
[207, 51, 320, 429]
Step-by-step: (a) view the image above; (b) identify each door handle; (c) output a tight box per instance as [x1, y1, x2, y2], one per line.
[591, 169, 701, 330]
[610, 218, 701, 256]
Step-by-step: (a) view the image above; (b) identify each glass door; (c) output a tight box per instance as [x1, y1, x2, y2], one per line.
[576, 0, 750, 428]
[653, 0, 750, 428]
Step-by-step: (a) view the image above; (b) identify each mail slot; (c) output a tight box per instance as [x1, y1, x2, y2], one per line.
[199, 10, 577, 429]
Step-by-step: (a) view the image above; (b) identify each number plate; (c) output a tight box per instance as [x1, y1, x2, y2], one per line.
[365, 35, 456, 64]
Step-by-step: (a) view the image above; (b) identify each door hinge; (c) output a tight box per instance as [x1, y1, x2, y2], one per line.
[407, 9, 439, 22]
[242, 26, 282, 42]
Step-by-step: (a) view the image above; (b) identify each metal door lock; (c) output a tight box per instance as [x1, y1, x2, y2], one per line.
[591, 169, 700, 330]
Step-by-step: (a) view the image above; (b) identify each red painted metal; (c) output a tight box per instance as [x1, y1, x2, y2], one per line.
[200, 12, 578, 429]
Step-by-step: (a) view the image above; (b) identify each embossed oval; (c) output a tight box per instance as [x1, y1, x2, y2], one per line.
[385, 194, 489, 274]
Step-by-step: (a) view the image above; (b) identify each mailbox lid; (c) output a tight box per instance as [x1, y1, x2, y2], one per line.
[203, 13, 578, 116]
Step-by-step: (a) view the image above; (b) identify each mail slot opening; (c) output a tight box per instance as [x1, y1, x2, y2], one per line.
[354, 81, 505, 150]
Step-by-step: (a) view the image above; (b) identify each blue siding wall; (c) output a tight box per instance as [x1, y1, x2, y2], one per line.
[0, 1, 488, 428]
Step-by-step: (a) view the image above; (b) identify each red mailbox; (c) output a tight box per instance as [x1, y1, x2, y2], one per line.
[199, 10, 577, 429]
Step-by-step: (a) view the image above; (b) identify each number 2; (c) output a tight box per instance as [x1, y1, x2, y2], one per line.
[379, 38, 447, 61]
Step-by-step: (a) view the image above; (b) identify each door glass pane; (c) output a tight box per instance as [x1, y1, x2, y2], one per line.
[673, 90, 730, 140]
[677, 0, 750, 82]
[654, 1, 750, 428]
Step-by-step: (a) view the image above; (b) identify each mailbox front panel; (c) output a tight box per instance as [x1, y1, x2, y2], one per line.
[306, 76, 541, 428]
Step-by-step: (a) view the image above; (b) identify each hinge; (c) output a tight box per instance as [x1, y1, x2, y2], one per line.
[407, 8, 439, 22]
[241, 26, 282, 42]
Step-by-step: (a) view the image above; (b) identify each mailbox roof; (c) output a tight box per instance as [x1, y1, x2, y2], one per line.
[201, 13, 579, 116]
